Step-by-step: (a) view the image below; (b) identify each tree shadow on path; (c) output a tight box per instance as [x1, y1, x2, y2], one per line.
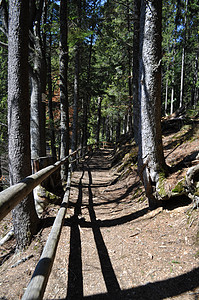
[62, 150, 199, 300]
[66, 171, 84, 300]
[82, 266, 199, 299]
[65, 167, 122, 299]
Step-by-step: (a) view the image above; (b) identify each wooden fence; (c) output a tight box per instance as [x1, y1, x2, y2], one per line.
[0, 144, 96, 300]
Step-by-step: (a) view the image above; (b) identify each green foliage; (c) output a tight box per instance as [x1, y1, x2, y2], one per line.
[68, 28, 94, 48]
[162, 0, 199, 114]
[85, 0, 134, 141]
[171, 178, 186, 194]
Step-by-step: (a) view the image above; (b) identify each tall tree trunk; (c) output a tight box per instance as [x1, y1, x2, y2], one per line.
[165, 78, 168, 115]
[123, 114, 128, 134]
[116, 118, 121, 143]
[170, 77, 174, 114]
[47, 41, 56, 159]
[40, 0, 47, 156]
[60, 0, 69, 181]
[138, 0, 167, 208]
[30, 71, 42, 159]
[8, 0, 39, 250]
[127, 0, 133, 135]
[71, 46, 79, 152]
[179, 0, 188, 108]
[82, 33, 94, 148]
[30, 0, 46, 159]
[132, 0, 140, 144]
[71, 0, 81, 153]
[0, 158, 2, 192]
[96, 97, 102, 146]
[192, 50, 199, 107]
[179, 47, 185, 108]
[82, 95, 88, 147]
[106, 116, 110, 142]
[102, 117, 106, 140]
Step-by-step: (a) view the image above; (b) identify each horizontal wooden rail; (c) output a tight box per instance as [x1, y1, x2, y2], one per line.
[0, 142, 106, 299]
[22, 168, 72, 300]
[0, 146, 91, 222]
[0, 160, 62, 222]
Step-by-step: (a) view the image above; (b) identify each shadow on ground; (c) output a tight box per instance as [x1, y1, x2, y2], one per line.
[59, 155, 198, 300]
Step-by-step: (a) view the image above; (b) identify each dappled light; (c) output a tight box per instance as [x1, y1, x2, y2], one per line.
[0, 0, 199, 298]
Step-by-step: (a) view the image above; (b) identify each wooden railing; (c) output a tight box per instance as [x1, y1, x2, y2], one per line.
[0, 144, 96, 300]
[0, 145, 95, 222]
[22, 169, 72, 300]
[0, 141, 114, 299]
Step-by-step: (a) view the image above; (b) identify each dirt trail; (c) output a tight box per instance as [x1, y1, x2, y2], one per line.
[0, 146, 199, 299]
[43, 148, 199, 300]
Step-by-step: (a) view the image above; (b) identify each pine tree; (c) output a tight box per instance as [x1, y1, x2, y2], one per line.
[8, 0, 39, 250]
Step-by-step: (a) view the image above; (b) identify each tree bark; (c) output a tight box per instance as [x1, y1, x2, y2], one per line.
[0, 158, 2, 192]
[164, 78, 168, 115]
[126, 0, 133, 135]
[132, 0, 140, 144]
[71, 0, 81, 153]
[47, 43, 56, 159]
[71, 45, 80, 152]
[30, 70, 42, 159]
[8, 0, 39, 250]
[96, 97, 102, 146]
[170, 82, 174, 115]
[179, 0, 188, 108]
[82, 32, 94, 148]
[138, 0, 167, 208]
[30, 0, 47, 159]
[192, 50, 199, 107]
[106, 116, 110, 142]
[59, 0, 69, 182]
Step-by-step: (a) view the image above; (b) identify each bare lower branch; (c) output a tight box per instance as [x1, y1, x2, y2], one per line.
[0, 40, 8, 49]
[0, 121, 8, 127]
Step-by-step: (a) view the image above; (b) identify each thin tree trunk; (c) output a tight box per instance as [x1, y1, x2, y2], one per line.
[123, 114, 127, 134]
[165, 78, 168, 115]
[127, 0, 133, 135]
[47, 5, 56, 159]
[47, 43, 56, 159]
[179, 0, 188, 108]
[40, 0, 47, 157]
[0, 158, 2, 192]
[30, 0, 46, 159]
[71, 0, 81, 152]
[116, 119, 121, 143]
[132, 0, 140, 145]
[179, 47, 185, 108]
[96, 97, 102, 146]
[102, 117, 106, 140]
[59, 0, 69, 182]
[30, 72, 41, 159]
[71, 45, 80, 152]
[170, 84, 174, 115]
[82, 33, 94, 148]
[192, 50, 199, 107]
[106, 116, 110, 142]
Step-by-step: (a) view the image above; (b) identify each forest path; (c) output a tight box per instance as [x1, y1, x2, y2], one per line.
[42, 148, 199, 300]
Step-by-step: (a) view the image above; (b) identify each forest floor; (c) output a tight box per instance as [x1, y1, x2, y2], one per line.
[0, 120, 199, 300]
